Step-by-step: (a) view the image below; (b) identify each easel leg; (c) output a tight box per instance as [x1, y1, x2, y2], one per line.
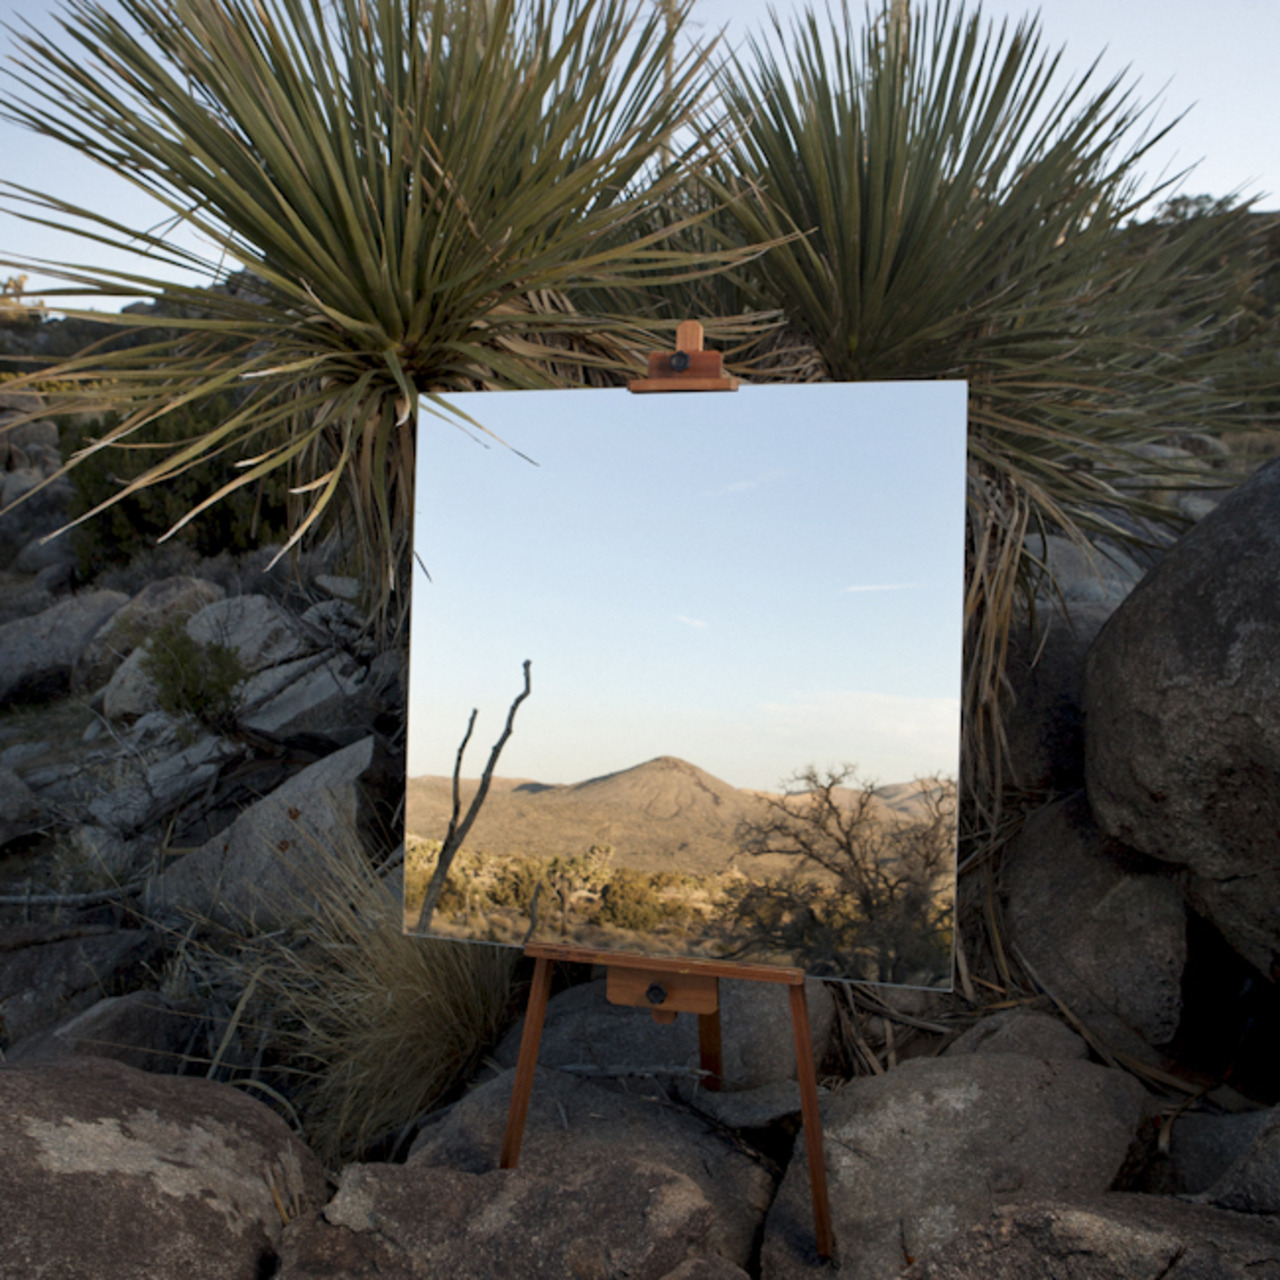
[789, 983, 834, 1260]
[499, 955, 553, 1169]
[698, 1005, 723, 1092]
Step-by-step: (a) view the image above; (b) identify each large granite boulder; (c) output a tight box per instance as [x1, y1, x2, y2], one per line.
[0, 589, 127, 707]
[278, 1065, 773, 1280]
[761, 1053, 1146, 1279]
[1003, 793, 1186, 1061]
[147, 736, 379, 929]
[1084, 456, 1280, 976]
[0, 1057, 326, 1280]
[0, 765, 43, 848]
[492, 975, 834, 1093]
[899, 1196, 1280, 1279]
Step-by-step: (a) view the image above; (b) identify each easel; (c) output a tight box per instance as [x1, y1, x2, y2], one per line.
[498, 322, 833, 1261]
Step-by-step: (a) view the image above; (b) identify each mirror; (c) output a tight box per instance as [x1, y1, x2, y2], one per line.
[405, 381, 967, 988]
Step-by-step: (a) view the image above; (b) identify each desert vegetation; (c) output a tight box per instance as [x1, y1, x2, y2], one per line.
[404, 763, 956, 985]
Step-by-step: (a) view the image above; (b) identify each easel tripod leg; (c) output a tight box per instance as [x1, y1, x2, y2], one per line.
[789, 982, 834, 1260]
[499, 955, 554, 1169]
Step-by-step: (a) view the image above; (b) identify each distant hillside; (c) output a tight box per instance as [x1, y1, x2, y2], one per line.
[405, 755, 940, 877]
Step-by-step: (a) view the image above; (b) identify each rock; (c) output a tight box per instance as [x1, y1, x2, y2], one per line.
[899, 1195, 1280, 1279]
[1003, 794, 1186, 1060]
[761, 1054, 1146, 1279]
[1084, 455, 1280, 976]
[361, 1065, 770, 1277]
[3, 416, 59, 452]
[12, 531, 75, 575]
[101, 643, 160, 721]
[0, 923, 161, 1049]
[0, 472, 72, 569]
[1195, 1105, 1280, 1215]
[33, 559, 75, 596]
[1003, 603, 1113, 791]
[685, 1078, 827, 1130]
[87, 732, 237, 835]
[0, 766, 43, 848]
[0, 589, 126, 707]
[238, 652, 369, 744]
[0, 1056, 327, 1280]
[66, 824, 135, 881]
[945, 1008, 1089, 1061]
[1026, 533, 1145, 608]
[300, 597, 366, 648]
[6, 990, 194, 1073]
[492, 976, 835, 1092]
[315, 573, 360, 601]
[147, 736, 377, 929]
[0, 389, 46, 413]
[0, 465, 46, 507]
[75, 575, 227, 692]
[660, 1261, 753, 1280]
[187, 593, 315, 673]
[1172, 1110, 1274, 1195]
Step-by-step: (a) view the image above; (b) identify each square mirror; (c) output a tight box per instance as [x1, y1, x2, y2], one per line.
[404, 381, 967, 988]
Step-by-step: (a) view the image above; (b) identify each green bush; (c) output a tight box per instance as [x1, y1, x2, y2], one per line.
[597, 867, 664, 932]
[60, 393, 290, 578]
[140, 617, 247, 735]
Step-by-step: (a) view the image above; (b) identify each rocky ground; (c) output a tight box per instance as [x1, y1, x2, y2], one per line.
[1, 389, 1278, 1278]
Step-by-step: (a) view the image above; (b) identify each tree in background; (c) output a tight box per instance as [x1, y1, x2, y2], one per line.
[731, 768, 956, 986]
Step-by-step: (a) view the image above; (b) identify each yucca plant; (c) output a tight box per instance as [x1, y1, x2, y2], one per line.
[700, 0, 1278, 819]
[0, 0, 757, 638]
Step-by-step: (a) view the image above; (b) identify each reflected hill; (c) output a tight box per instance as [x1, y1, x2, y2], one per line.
[406, 755, 939, 877]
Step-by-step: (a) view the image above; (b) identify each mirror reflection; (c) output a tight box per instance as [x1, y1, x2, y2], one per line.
[405, 382, 967, 988]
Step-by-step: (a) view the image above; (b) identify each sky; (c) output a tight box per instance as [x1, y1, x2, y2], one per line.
[0, 0, 1277, 311]
[408, 381, 968, 790]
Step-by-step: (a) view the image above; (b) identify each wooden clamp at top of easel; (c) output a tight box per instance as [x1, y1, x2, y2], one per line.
[628, 319, 739, 393]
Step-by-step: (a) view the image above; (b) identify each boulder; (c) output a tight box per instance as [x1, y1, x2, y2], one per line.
[0, 389, 46, 414]
[1025, 533, 1145, 608]
[492, 975, 835, 1093]
[0, 473, 72, 569]
[87, 732, 237, 835]
[944, 1007, 1089, 1061]
[1084, 455, 1280, 976]
[238, 652, 369, 744]
[101, 644, 160, 721]
[1194, 1105, 1280, 1215]
[3, 416, 59, 452]
[186, 593, 315, 673]
[899, 1195, 1280, 1279]
[75, 575, 226, 692]
[0, 589, 127, 707]
[1003, 603, 1113, 791]
[761, 1053, 1146, 1279]
[0, 765, 43, 848]
[6, 990, 195, 1074]
[1003, 794, 1186, 1060]
[12, 531, 75, 575]
[1171, 1110, 1273, 1195]
[0, 923, 161, 1049]
[147, 736, 378, 929]
[282, 1065, 774, 1280]
[0, 1056, 327, 1280]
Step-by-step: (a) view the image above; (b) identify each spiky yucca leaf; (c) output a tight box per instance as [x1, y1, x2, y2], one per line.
[703, 1, 1278, 815]
[0, 0, 755, 636]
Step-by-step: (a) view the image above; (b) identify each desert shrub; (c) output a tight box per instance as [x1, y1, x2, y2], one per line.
[200, 824, 516, 1167]
[140, 617, 247, 736]
[487, 857, 546, 913]
[597, 867, 665, 932]
[60, 394, 289, 579]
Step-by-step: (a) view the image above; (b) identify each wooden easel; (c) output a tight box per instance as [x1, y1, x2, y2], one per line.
[499, 323, 833, 1260]
[499, 944, 834, 1259]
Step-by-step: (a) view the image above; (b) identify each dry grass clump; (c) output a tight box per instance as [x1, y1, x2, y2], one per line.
[212, 825, 516, 1168]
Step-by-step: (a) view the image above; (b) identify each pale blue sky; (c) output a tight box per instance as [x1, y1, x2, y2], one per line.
[408, 381, 967, 790]
[0, 0, 1276, 311]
